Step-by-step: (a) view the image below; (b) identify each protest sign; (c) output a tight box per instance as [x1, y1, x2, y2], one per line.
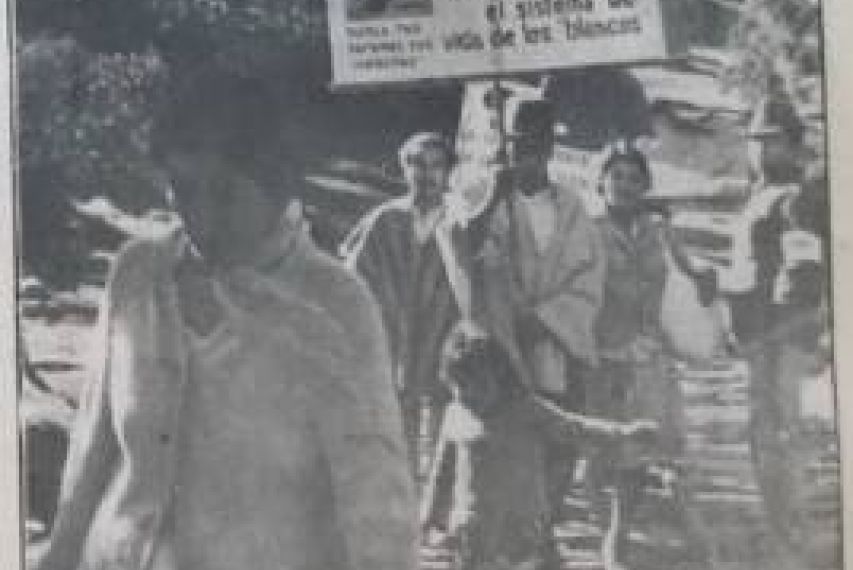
[328, 0, 670, 86]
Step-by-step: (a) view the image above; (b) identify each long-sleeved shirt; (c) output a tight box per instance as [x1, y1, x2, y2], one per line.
[30, 221, 418, 570]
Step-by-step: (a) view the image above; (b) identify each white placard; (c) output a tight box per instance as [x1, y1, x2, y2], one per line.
[329, 0, 669, 86]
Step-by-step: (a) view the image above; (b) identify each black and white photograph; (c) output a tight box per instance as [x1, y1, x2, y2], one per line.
[9, 0, 842, 570]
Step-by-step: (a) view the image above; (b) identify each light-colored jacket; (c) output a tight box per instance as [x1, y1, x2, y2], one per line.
[477, 185, 606, 393]
[30, 228, 418, 570]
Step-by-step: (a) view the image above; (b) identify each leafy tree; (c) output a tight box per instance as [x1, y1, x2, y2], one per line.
[721, 0, 822, 103]
[17, 36, 167, 284]
[18, 38, 166, 206]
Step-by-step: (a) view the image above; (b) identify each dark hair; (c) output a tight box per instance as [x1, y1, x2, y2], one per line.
[598, 147, 652, 194]
[510, 99, 555, 149]
[150, 63, 295, 199]
[398, 131, 456, 169]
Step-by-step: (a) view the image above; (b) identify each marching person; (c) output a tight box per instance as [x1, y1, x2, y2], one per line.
[591, 142, 720, 428]
[729, 74, 809, 354]
[450, 96, 609, 570]
[476, 97, 606, 416]
[585, 143, 718, 568]
[341, 132, 465, 492]
[28, 64, 418, 570]
[730, 80, 825, 566]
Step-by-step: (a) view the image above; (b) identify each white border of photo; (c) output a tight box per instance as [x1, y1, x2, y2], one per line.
[825, 0, 853, 567]
[1, 0, 22, 566]
[0, 1, 852, 568]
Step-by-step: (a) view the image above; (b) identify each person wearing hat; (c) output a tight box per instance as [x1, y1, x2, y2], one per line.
[342, 131, 466, 493]
[29, 64, 418, 570]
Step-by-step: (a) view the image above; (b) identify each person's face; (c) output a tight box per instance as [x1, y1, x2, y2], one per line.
[164, 150, 282, 266]
[403, 146, 450, 204]
[505, 133, 552, 197]
[601, 159, 650, 210]
[508, 133, 551, 180]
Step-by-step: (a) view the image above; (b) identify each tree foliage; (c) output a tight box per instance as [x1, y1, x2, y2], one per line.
[16, 0, 331, 212]
[17, 36, 167, 283]
[17, 0, 329, 57]
[721, 0, 822, 103]
[18, 38, 166, 206]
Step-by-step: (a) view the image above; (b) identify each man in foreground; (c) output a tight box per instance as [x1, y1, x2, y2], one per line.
[29, 65, 418, 570]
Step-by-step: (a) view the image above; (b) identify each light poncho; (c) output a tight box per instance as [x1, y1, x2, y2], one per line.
[33, 222, 418, 570]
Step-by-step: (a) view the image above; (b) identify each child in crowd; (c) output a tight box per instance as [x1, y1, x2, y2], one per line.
[579, 143, 717, 568]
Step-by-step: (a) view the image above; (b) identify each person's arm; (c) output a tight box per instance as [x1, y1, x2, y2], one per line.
[657, 223, 719, 307]
[313, 279, 419, 570]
